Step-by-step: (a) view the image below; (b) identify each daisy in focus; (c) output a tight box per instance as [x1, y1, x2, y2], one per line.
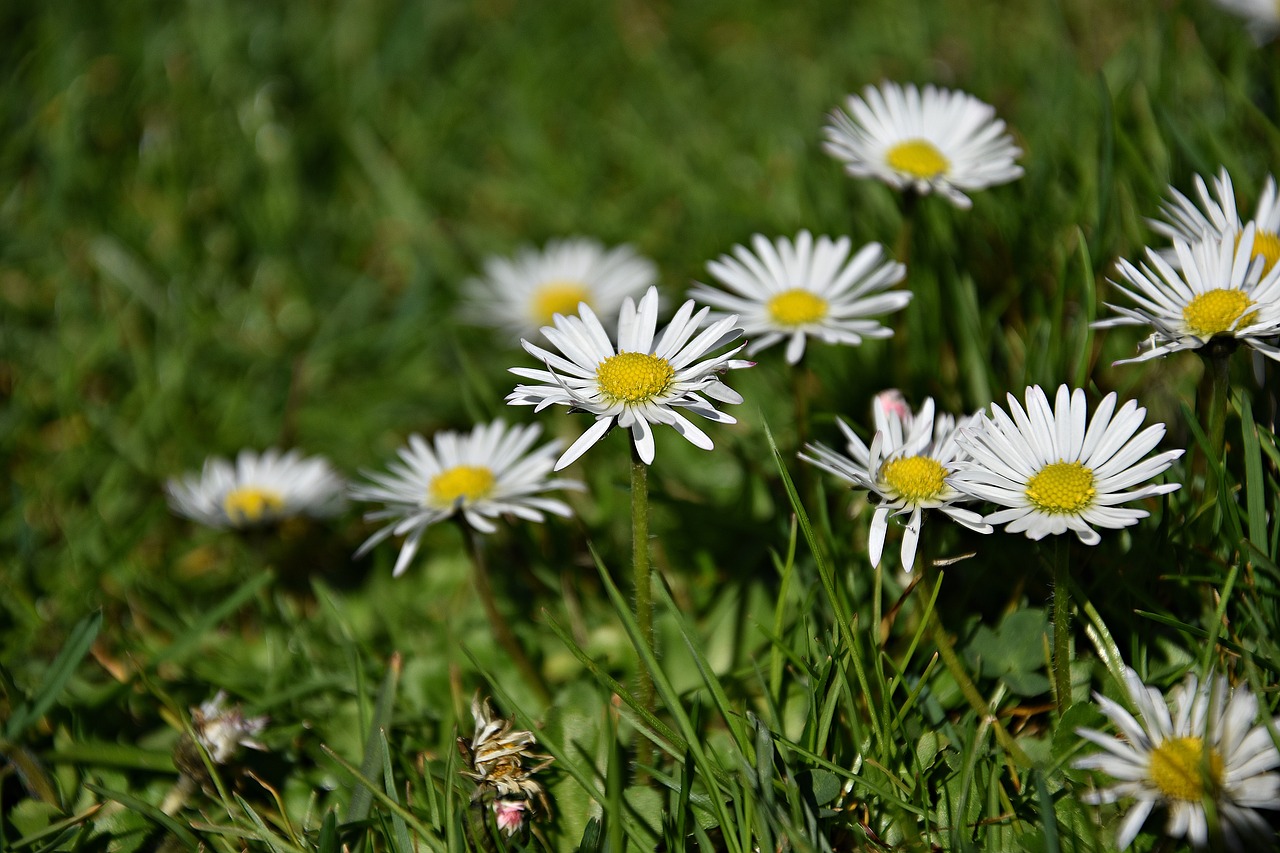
[949, 385, 1183, 545]
[1211, 0, 1280, 44]
[506, 285, 751, 469]
[1148, 168, 1280, 273]
[462, 237, 658, 339]
[799, 390, 991, 572]
[688, 230, 910, 365]
[350, 421, 582, 577]
[822, 81, 1023, 209]
[166, 449, 345, 529]
[1074, 667, 1280, 850]
[1095, 225, 1280, 363]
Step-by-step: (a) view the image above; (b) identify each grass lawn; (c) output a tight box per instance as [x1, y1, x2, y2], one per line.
[3, 0, 1280, 850]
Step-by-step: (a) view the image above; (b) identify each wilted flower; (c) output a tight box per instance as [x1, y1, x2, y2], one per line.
[459, 695, 551, 835]
[173, 691, 269, 788]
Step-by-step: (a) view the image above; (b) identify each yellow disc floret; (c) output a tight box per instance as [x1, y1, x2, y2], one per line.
[1148, 737, 1224, 802]
[223, 486, 286, 525]
[531, 280, 592, 325]
[880, 455, 948, 503]
[596, 352, 675, 404]
[1182, 288, 1254, 338]
[767, 289, 829, 327]
[885, 139, 950, 180]
[1025, 460, 1095, 514]
[1236, 229, 1280, 275]
[430, 465, 496, 506]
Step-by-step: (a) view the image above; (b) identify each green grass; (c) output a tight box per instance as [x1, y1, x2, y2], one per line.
[4, 0, 1280, 850]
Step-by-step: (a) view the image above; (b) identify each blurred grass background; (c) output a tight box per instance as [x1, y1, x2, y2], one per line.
[4, 0, 1280, 849]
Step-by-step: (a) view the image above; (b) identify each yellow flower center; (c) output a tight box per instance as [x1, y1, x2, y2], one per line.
[1025, 460, 1095, 514]
[1182, 288, 1254, 338]
[596, 352, 675, 403]
[880, 455, 948, 503]
[885, 139, 950, 180]
[1148, 737, 1224, 802]
[767, 289, 829, 327]
[429, 465, 495, 506]
[531, 280, 592, 325]
[223, 487, 285, 525]
[1235, 229, 1280, 274]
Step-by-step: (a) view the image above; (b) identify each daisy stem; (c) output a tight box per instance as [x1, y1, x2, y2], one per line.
[1051, 537, 1073, 715]
[917, 556, 1031, 767]
[1198, 342, 1233, 508]
[460, 524, 552, 706]
[630, 443, 657, 777]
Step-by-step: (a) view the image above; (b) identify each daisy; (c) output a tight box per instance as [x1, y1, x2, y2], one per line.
[949, 385, 1183, 545]
[1074, 667, 1280, 850]
[1212, 0, 1280, 43]
[166, 449, 345, 529]
[688, 230, 910, 365]
[506, 285, 751, 469]
[798, 390, 991, 571]
[1148, 168, 1280, 273]
[462, 237, 658, 339]
[1095, 225, 1280, 363]
[822, 81, 1023, 209]
[350, 421, 582, 577]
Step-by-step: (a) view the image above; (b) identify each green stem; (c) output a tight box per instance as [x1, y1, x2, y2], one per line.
[460, 524, 551, 705]
[1201, 342, 1233, 508]
[630, 444, 656, 776]
[916, 561, 1031, 767]
[1051, 537, 1073, 716]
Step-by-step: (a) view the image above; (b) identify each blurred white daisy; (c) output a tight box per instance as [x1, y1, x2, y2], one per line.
[1095, 225, 1280, 363]
[949, 385, 1183, 545]
[1212, 0, 1280, 43]
[506, 285, 751, 469]
[1074, 667, 1280, 850]
[351, 421, 582, 577]
[822, 81, 1023, 209]
[688, 230, 910, 365]
[462, 237, 658, 339]
[1148, 168, 1280, 273]
[191, 691, 269, 764]
[166, 449, 345, 529]
[798, 390, 991, 571]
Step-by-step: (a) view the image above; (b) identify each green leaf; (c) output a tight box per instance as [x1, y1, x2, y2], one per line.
[964, 608, 1051, 695]
[795, 769, 842, 807]
[6, 611, 102, 741]
[346, 652, 401, 823]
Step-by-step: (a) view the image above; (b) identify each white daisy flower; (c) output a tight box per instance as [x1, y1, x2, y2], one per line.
[191, 691, 269, 764]
[798, 390, 991, 571]
[688, 230, 910, 365]
[350, 421, 582, 577]
[462, 237, 658, 339]
[1212, 0, 1280, 43]
[949, 385, 1183, 545]
[166, 449, 345, 529]
[1095, 225, 1280, 363]
[506, 285, 751, 470]
[1074, 667, 1280, 850]
[1148, 168, 1280, 273]
[822, 81, 1023, 209]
